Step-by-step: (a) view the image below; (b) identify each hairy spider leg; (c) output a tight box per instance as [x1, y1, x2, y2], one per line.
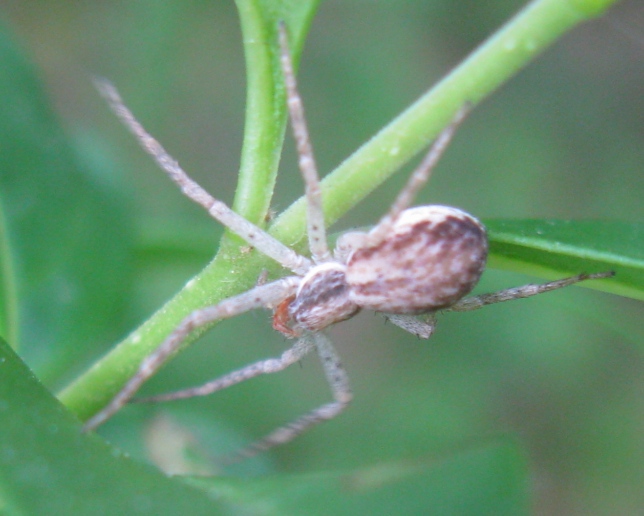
[366, 105, 471, 248]
[446, 271, 615, 312]
[134, 332, 352, 462]
[93, 79, 311, 276]
[278, 22, 330, 263]
[386, 272, 615, 337]
[133, 336, 316, 404]
[82, 277, 299, 432]
[229, 332, 352, 462]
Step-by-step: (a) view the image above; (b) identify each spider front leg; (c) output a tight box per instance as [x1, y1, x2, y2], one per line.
[278, 22, 330, 262]
[94, 79, 311, 276]
[82, 277, 299, 432]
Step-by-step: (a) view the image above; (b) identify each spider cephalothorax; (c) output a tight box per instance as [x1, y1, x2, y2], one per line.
[275, 262, 359, 336]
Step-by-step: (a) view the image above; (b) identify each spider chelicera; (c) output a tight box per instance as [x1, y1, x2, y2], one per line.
[83, 23, 613, 460]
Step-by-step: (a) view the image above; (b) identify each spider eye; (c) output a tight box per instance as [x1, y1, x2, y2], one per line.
[345, 205, 488, 313]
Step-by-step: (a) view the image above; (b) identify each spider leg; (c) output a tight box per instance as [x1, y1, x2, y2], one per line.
[82, 277, 300, 432]
[229, 332, 352, 461]
[278, 23, 330, 263]
[94, 79, 311, 276]
[132, 336, 315, 403]
[367, 105, 470, 247]
[447, 271, 614, 313]
[384, 313, 437, 339]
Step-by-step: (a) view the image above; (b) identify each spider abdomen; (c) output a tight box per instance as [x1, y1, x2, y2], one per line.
[345, 205, 488, 313]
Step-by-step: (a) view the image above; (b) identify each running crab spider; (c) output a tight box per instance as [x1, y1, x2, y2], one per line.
[83, 23, 614, 460]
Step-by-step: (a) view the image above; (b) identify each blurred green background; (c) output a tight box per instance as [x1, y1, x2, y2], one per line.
[1, 0, 643, 513]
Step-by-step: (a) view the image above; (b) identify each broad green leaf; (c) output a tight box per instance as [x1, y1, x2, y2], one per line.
[487, 220, 644, 300]
[0, 337, 220, 514]
[0, 22, 133, 384]
[186, 441, 530, 516]
[0, 334, 529, 514]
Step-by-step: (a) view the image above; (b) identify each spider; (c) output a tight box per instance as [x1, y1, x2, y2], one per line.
[83, 23, 613, 460]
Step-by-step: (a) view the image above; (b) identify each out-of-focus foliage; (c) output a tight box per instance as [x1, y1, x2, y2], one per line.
[0, 0, 642, 513]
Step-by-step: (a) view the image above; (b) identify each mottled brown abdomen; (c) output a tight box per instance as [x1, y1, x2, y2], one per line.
[345, 206, 487, 313]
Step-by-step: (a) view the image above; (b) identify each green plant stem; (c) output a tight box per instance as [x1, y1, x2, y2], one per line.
[269, 0, 621, 243]
[59, 0, 620, 420]
[231, 0, 319, 230]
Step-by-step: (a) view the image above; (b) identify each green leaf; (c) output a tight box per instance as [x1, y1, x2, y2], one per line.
[186, 440, 530, 516]
[0, 21, 133, 384]
[0, 337, 221, 514]
[487, 220, 644, 300]
[0, 332, 529, 514]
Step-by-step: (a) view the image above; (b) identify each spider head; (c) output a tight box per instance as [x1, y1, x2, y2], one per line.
[273, 262, 361, 336]
[345, 205, 488, 313]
